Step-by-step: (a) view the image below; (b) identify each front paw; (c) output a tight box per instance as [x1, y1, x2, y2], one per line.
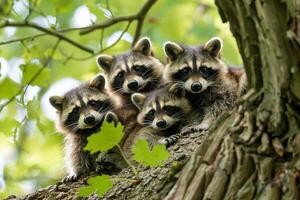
[158, 135, 180, 147]
[62, 174, 80, 183]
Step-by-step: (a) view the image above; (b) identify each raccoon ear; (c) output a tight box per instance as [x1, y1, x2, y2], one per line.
[97, 55, 113, 73]
[105, 111, 119, 127]
[204, 37, 223, 57]
[90, 74, 106, 91]
[49, 96, 64, 110]
[131, 93, 146, 110]
[164, 42, 183, 61]
[133, 37, 152, 56]
[168, 84, 186, 97]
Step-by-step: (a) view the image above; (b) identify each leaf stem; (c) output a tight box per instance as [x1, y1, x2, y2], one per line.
[116, 144, 139, 178]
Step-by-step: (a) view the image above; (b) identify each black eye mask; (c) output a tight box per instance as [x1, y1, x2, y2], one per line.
[132, 65, 153, 79]
[112, 71, 125, 92]
[64, 106, 80, 128]
[143, 109, 155, 124]
[88, 100, 111, 112]
[200, 66, 218, 80]
[172, 67, 191, 82]
[163, 106, 183, 117]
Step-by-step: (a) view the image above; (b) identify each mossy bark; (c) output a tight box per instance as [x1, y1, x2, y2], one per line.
[163, 0, 300, 199]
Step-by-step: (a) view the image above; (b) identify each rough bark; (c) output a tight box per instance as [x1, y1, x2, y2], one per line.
[4, 129, 208, 200]
[162, 0, 300, 199]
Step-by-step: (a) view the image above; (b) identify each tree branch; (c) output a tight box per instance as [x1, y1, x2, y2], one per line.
[0, 39, 61, 112]
[79, 0, 157, 37]
[0, 21, 93, 54]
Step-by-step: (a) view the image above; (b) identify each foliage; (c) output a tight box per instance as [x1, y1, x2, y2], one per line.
[0, 0, 242, 198]
[78, 175, 113, 198]
[84, 121, 124, 153]
[132, 140, 170, 167]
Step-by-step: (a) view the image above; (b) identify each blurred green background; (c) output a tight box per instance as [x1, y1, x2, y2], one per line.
[0, 0, 241, 198]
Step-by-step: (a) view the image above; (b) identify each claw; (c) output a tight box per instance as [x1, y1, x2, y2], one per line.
[62, 174, 80, 183]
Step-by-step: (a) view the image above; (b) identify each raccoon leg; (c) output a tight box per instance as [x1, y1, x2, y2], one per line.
[158, 134, 180, 146]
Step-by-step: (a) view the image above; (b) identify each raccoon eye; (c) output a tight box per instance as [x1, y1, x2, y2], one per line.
[147, 109, 155, 117]
[117, 71, 125, 78]
[200, 66, 217, 79]
[88, 100, 98, 107]
[163, 106, 173, 112]
[73, 107, 80, 114]
[181, 67, 191, 75]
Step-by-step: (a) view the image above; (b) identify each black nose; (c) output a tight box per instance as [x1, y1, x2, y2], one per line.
[84, 115, 95, 124]
[191, 82, 202, 92]
[127, 80, 138, 90]
[156, 120, 167, 128]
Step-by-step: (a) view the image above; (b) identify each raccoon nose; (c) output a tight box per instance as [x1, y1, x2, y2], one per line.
[156, 120, 167, 129]
[127, 80, 139, 90]
[84, 115, 95, 125]
[191, 82, 202, 92]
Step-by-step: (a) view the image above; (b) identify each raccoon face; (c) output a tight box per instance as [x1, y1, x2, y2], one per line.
[97, 37, 163, 94]
[163, 37, 227, 94]
[49, 74, 113, 134]
[131, 88, 191, 131]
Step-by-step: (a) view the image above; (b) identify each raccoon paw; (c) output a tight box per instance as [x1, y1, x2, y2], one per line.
[62, 174, 80, 183]
[158, 135, 180, 147]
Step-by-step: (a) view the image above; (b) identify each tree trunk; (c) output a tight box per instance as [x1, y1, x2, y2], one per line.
[163, 0, 300, 199]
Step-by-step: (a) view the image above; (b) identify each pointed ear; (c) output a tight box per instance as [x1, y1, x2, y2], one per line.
[105, 111, 119, 127]
[131, 93, 146, 110]
[90, 74, 106, 91]
[168, 84, 186, 97]
[97, 55, 113, 73]
[49, 96, 64, 110]
[133, 37, 152, 56]
[203, 37, 223, 57]
[164, 41, 183, 61]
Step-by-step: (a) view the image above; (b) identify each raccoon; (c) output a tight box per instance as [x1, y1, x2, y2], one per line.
[96, 37, 164, 127]
[131, 87, 191, 146]
[49, 74, 118, 182]
[163, 37, 247, 131]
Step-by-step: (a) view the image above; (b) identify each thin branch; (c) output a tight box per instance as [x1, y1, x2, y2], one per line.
[106, 0, 114, 17]
[60, 21, 132, 61]
[0, 40, 61, 112]
[80, 0, 156, 35]
[132, 0, 157, 46]
[0, 21, 93, 53]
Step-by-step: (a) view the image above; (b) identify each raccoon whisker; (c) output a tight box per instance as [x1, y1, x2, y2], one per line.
[206, 72, 218, 81]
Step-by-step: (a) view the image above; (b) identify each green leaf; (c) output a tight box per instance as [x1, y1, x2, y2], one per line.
[132, 140, 170, 167]
[84, 121, 124, 154]
[78, 175, 113, 198]
[20, 63, 50, 87]
[0, 118, 18, 136]
[0, 78, 19, 99]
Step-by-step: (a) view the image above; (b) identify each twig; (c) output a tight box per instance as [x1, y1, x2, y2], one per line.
[106, 0, 114, 17]
[0, 39, 61, 112]
[60, 21, 132, 61]
[80, 0, 156, 35]
[0, 21, 93, 53]
[132, 0, 157, 46]
[117, 144, 139, 178]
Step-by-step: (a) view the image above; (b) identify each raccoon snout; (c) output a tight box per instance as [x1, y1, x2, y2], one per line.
[156, 120, 167, 129]
[127, 80, 139, 90]
[191, 82, 202, 92]
[84, 115, 95, 125]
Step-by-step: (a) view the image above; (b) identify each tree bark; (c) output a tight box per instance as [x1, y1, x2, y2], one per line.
[162, 0, 300, 199]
